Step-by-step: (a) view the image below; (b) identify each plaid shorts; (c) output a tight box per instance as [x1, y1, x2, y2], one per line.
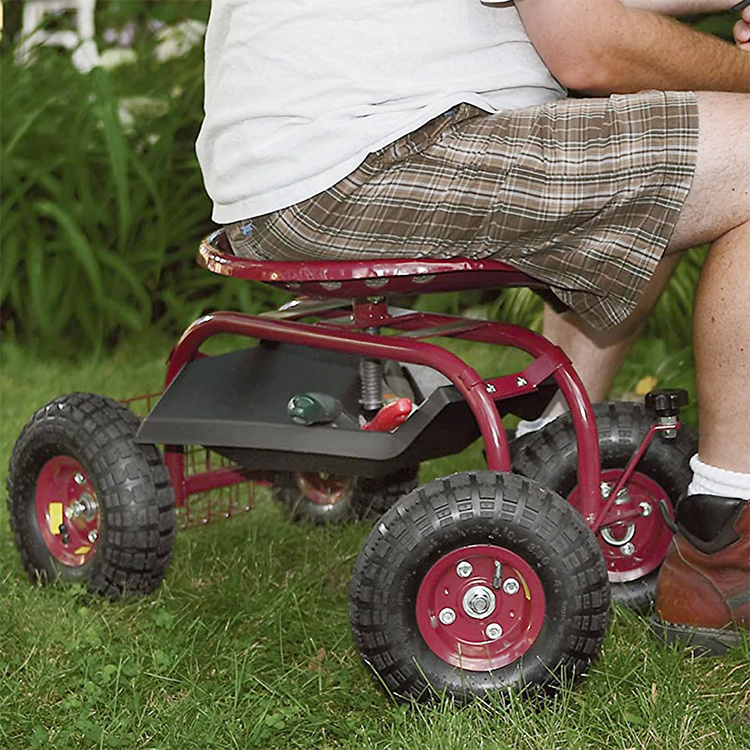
[226, 90, 699, 331]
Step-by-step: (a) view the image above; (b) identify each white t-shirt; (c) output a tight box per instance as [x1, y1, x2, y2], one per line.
[196, 0, 565, 224]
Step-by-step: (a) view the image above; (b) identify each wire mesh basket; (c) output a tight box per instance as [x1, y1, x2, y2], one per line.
[121, 392, 255, 529]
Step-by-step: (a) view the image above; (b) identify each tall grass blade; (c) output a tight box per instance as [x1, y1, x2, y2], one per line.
[90, 68, 132, 252]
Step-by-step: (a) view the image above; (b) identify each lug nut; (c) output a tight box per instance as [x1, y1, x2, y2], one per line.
[502, 578, 520, 595]
[456, 561, 473, 578]
[438, 608, 456, 625]
[470, 593, 491, 614]
[486, 623, 503, 640]
[639, 502, 652, 517]
[74, 473, 86, 485]
[621, 542, 635, 557]
[88, 530, 98, 543]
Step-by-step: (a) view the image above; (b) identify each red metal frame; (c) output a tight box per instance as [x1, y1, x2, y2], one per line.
[161, 300, 603, 525]
[153, 231, 682, 538]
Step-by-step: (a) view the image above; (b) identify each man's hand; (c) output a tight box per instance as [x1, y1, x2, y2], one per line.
[735, 5, 750, 48]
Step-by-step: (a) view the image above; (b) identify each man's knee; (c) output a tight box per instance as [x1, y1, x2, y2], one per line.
[667, 93, 750, 253]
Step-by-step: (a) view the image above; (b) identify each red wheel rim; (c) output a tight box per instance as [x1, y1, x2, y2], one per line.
[293, 473, 352, 506]
[416, 544, 545, 672]
[35, 456, 100, 567]
[568, 469, 674, 583]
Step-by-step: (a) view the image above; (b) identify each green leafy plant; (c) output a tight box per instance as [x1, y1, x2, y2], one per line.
[0, 28, 287, 355]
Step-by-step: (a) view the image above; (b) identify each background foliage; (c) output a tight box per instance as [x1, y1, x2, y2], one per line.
[0, 4, 739, 356]
[1, 0, 288, 356]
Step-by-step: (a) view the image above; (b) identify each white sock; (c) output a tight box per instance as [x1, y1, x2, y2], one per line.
[687, 454, 750, 500]
[515, 415, 556, 438]
[515, 392, 567, 438]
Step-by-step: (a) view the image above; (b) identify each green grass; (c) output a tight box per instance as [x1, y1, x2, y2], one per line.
[1, 338, 748, 750]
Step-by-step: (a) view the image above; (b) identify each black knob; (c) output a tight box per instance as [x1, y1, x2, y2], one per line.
[644, 388, 689, 417]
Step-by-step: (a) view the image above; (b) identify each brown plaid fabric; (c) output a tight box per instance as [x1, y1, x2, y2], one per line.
[226, 90, 699, 331]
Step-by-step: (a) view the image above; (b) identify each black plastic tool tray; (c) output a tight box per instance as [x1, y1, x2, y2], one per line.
[136, 342, 553, 477]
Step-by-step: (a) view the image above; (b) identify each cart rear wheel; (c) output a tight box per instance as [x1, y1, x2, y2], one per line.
[272, 465, 418, 524]
[512, 401, 697, 612]
[7, 393, 176, 599]
[349, 471, 610, 702]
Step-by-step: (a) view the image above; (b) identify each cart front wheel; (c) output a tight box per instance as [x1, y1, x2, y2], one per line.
[349, 471, 610, 703]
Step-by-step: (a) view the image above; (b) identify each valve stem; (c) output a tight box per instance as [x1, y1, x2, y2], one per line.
[492, 560, 503, 590]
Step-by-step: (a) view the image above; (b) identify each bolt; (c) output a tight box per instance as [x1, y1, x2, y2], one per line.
[621, 542, 636, 557]
[456, 561, 473, 578]
[65, 500, 84, 519]
[600, 482, 613, 499]
[469, 593, 491, 614]
[639, 502, 652, 517]
[502, 578, 520, 595]
[88, 530, 98, 543]
[516, 377, 528, 387]
[485, 383, 497, 394]
[486, 623, 503, 640]
[659, 416, 678, 440]
[74, 473, 86, 485]
[439, 608, 456, 625]
[614, 489, 631, 506]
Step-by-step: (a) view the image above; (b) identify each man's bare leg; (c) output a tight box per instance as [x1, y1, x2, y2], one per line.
[537, 93, 750, 444]
[693, 221, 750, 472]
[641, 91, 750, 648]
[539, 253, 681, 419]
[668, 93, 750, 473]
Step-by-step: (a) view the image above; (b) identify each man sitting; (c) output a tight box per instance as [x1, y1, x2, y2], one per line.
[196, 0, 750, 651]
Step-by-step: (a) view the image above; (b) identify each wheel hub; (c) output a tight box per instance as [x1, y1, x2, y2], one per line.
[293, 472, 352, 506]
[462, 585, 496, 619]
[64, 493, 98, 522]
[35, 456, 100, 567]
[571, 469, 674, 583]
[416, 544, 545, 672]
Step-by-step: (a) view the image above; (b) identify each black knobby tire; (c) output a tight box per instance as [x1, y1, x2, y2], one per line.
[349, 470, 611, 703]
[272, 465, 419, 525]
[7, 393, 176, 599]
[352, 465, 420, 519]
[511, 401, 697, 612]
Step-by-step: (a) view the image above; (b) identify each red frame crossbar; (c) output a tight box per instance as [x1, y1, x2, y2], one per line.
[162, 301, 603, 526]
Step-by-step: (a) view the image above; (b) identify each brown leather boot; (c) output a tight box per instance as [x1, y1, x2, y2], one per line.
[651, 494, 749, 655]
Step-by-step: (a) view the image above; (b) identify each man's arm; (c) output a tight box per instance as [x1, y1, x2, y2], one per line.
[621, 0, 736, 14]
[514, 0, 750, 94]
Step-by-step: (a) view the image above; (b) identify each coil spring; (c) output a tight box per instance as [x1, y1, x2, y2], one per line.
[360, 326, 383, 411]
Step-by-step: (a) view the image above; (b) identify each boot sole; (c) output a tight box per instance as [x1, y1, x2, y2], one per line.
[649, 615, 745, 656]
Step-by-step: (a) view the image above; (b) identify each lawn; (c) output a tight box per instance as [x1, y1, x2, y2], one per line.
[0, 335, 748, 750]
